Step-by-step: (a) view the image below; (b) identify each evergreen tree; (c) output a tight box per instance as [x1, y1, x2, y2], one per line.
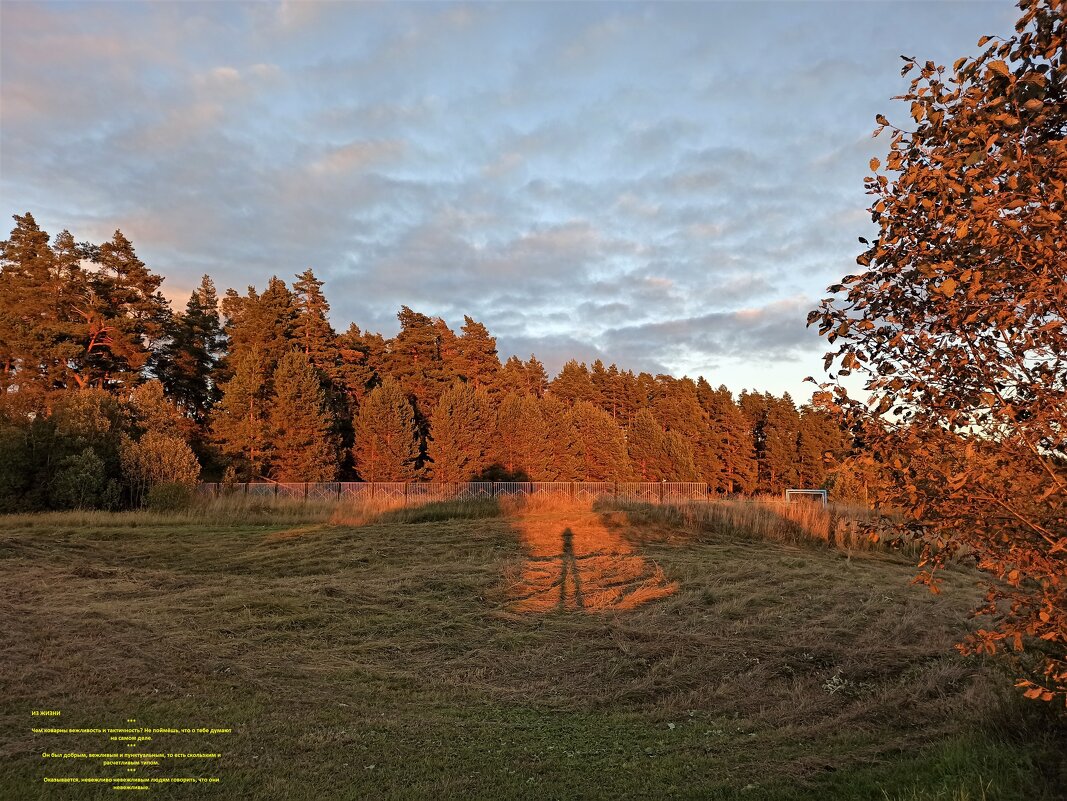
[550, 360, 602, 407]
[209, 349, 268, 480]
[433, 316, 461, 381]
[525, 356, 548, 397]
[663, 431, 699, 481]
[538, 394, 580, 480]
[761, 393, 801, 493]
[426, 382, 493, 481]
[455, 316, 500, 389]
[292, 269, 340, 380]
[268, 350, 338, 481]
[77, 229, 170, 391]
[700, 383, 757, 494]
[493, 356, 530, 398]
[591, 361, 625, 419]
[567, 401, 631, 481]
[492, 391, 548, 479]
[336, 323, 382, 404]
[0, 217, 100, 403]
[352, 379, 419, 481]
[221, 277, 296, 384]
[626, 408, 671, 481]
[652, 376, 717, 481]
[795, 403, 848, 489]
[156, 275, 223, 420]
[615, 369, 644, 424]
[382, 307, 455, 421]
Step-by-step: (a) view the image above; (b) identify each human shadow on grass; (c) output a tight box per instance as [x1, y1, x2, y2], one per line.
[509, 508, 677, 613]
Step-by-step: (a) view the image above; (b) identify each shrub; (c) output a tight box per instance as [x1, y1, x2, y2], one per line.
[50, 447, 106, 509]
[146, 481, 194, 512]
[121, 432, 201, 505]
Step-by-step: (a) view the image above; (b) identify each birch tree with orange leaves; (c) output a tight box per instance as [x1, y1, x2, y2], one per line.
[812, 0, 1066, 704]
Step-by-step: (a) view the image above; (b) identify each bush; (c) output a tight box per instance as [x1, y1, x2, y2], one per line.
[121, 432, 201, 505]
[50, 447, 106, 509]
[145, 482, 194, 512]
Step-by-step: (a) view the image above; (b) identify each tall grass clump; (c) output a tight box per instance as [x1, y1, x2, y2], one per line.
[599, 497, 896, 552]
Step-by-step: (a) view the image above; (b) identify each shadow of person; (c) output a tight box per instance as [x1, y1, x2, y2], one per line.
[559, 528, 585, 610]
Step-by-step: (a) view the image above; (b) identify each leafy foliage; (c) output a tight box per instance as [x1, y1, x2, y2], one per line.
[812, 0, 1067, 704]
[120, 431, 201, 505]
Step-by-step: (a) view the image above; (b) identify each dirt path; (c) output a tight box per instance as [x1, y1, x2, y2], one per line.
[510, 510, 677, 612]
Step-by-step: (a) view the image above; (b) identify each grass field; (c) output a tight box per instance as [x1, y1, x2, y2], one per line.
[1, 498, 1064, 800]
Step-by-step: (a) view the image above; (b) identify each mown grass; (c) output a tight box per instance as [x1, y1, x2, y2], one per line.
[0, 499, 1063, 800]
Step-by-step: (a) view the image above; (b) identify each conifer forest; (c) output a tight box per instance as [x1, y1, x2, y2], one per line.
[0, 212, 858, 511]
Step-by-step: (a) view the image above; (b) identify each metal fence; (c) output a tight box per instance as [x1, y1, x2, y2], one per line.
[196, 481, 715, 504]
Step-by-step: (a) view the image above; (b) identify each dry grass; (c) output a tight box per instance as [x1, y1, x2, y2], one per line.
[602, 497, 897, 552]
[1, 499, 1062, 800]
[509, 508, 677, 612]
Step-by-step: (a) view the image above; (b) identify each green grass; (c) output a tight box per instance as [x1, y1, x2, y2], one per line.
[1, 500, 1063, 799]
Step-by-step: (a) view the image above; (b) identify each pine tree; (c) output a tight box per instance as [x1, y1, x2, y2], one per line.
[221, 277, 295, 385]
[336, 323, 382, 404]
[652, 376, 717, 481]
[626, 408, 671, 481]
[795, 403, 847, 489]
[700, 383, 757, 494]
[493, 356, 530, 398]
[455, 316, 500, 389]
[383, 307, 455, 422]
[538, 394, 580, 480]
[156, 276, 223, 421]
[352, 379, 419, 481]
[209, 349, 268, 480]
[426, 382, 493, 481]
[591, 361, 625, 420]
[549, 360, 602, 407]
[492, 391, 547, 479]
[268, 350, 338, 481]
[567, 401, 631, 481]
[615, 369, 644, 424]
[663, 431, 699, 481]
[525, 356, 548, 397]
[0, 215, 86, 401]
[292, 269, 340, 381]
[78, 229, 170, 391]
[761, 393, 801, 493]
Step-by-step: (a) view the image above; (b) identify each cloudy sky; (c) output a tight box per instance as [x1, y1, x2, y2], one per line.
[1, 0, 1014, 398]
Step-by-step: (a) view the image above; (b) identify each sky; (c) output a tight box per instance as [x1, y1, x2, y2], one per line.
[0, 0, 1016, 400]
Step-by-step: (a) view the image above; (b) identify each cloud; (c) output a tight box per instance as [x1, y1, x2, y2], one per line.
[0, 0, 1010, 397]
[309, 140, 406, 175]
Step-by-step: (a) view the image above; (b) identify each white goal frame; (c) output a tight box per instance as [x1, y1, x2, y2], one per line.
[784, 489, 828, 507]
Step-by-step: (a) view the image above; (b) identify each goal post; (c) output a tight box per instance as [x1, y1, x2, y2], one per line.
[784, 489, 828, 507]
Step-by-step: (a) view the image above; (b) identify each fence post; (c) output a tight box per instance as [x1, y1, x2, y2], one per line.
[404, 482, 408, 506]
[274, 482, 278, 498]
[660, 481, 665, 505]
[337, 482, 342, 501]
[304, 482, 308, 502]
[244, 482, 249, 497]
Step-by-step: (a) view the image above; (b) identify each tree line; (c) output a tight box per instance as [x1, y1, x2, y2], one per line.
[0, 212, 864, 510]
